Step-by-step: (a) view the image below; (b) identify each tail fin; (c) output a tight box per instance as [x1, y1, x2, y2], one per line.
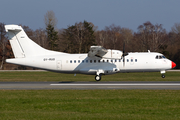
[5, 25, 50, 58]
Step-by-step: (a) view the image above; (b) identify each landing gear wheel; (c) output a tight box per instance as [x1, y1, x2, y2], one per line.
[95, 75, 101, 81]
[161, 74, 165, 78]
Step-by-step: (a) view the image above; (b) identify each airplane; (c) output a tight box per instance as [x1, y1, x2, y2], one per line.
[4, 25, 176, 81]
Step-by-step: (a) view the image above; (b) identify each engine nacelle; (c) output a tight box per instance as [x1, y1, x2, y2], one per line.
[103, 49, 123, 59]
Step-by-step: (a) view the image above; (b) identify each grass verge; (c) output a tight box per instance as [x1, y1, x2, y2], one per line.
[0, 71, 179, 82]
[0, 90, 180, 120]
[0, 71, 180, 82]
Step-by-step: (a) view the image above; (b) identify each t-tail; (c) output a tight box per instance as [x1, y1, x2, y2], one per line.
[5, 25, 58, 58]
[5, 25, 63, 58]
[5, 25, 66, 67]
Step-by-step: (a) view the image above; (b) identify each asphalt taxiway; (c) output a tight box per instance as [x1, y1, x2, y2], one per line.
[0, 82, 180, 90]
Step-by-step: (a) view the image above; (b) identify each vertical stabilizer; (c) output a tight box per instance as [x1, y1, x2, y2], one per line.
[5, 25, 49, 58]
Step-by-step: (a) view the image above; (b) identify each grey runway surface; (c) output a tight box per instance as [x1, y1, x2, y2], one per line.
[0, 81, 180, 90]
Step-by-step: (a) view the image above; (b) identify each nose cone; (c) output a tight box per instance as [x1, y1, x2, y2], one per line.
[172, 62, 176, 68]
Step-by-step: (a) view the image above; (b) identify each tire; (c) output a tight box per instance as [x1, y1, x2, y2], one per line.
[95, 75, 101, 81]
[161, 74, 165, 78]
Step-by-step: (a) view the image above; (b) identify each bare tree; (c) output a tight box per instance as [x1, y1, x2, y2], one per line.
[168, 23, 180, 62]
[170, 23, 180, 45]
[95, 30, 108, 47]
[104, 24, 122, 49]
[95, 25, 133, 51]
[44, 10, 59, 50]
[0, 23, 7, 69]
[34, 28, 48, 48]
[135, 21, 167, 52]
[74, 22, 85, 53]
[120, 28, 133, 52]
[121, 28, 133, 44]
[61, 21, 96, 53]
[21, 25, 34, 39]
[171, 23, 180, 34]
[44, 10, 58, 27]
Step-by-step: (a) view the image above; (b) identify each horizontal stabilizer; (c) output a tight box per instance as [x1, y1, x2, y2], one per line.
[5, 25, 22, 32]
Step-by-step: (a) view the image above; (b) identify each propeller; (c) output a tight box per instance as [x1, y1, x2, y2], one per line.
[122, 43, 125, 67]
[122, 43, 128, 67]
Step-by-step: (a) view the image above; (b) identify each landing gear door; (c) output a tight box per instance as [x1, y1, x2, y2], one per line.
[57, 60, 62, 70]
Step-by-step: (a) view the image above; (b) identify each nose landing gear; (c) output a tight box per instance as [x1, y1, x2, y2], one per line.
[161, 74, 165, 78]
[160, 70, 166, 78]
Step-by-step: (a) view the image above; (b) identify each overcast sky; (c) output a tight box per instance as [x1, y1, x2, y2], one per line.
[1, 0, 180, 32]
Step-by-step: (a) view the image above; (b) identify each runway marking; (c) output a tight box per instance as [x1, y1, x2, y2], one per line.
[50, 83, 180, 86]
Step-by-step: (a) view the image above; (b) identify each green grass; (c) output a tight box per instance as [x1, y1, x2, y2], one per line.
[0, 71, 179, 82]
[0, 90, 180, 120]
[0, 71, 180, 120]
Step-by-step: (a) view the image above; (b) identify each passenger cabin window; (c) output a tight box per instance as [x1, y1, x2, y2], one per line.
[82, 60, 84, 63]
[70, 60, 72, 63]
[74, 60, 76, 63]
[90, 60, 92, 63]
[131, 59, 133, 62]
[94, 60, 96, 63]
[135, 59, 137, 62]
[78, 60, 80, 63]
[127, 59, 129, 62]
[86, 60, 88, 63]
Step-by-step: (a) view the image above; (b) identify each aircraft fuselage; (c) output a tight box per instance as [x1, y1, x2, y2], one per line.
[6, 52, 173, 75]
[5, 25, 176, 81]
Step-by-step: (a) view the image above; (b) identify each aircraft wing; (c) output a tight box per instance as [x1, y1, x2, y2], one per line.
[79, 63, 119, 75]
[88, 46, 108, 57]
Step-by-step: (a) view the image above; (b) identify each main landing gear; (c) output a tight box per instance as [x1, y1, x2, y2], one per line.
[95, 70, 104, 81]
[95, 74, 102, 81]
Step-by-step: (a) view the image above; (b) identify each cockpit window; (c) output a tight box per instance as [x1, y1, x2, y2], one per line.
[155, 55, 158, 59]
[155, 55, 166, 59]
[162, 56, 166, 58]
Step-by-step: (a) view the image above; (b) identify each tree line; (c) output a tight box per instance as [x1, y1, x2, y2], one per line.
[0, 11, 180, 69]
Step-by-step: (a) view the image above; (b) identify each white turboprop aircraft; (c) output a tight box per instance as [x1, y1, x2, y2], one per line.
[5, 25, 176, 81]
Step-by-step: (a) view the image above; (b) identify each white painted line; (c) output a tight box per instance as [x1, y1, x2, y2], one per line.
[50, 84, 180, 86]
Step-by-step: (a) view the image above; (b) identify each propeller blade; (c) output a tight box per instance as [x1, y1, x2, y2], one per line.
[123, 42, 125, 56]
[123, 57, 125, 67]
[123, 43, 125, 67]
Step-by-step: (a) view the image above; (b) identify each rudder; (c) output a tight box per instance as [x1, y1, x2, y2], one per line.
[5, 25, 65, 58]
[5, 25, 47, 58]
